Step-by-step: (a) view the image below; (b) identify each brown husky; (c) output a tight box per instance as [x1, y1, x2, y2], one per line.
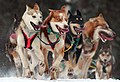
[74, 14, 115, 78]
[39, 6, 69, 79]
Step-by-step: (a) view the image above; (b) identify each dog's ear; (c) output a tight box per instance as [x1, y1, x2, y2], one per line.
[99, 47, 103, 53]
[77, 9, 82, 16]
[49, 9, 55, 12]
[33, 3, 39, 11]
[43, 11, 53, 25]
[26, 5, 31, 12]
[67, 10, 72, 17]
[61, 5, 66, 11]
[89, 18, 98, 24]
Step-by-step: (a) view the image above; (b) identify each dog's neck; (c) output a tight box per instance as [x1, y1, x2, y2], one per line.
[83, 25, 101, 55]
[19, 20, 37, 35]
[68, 28, 81, 39]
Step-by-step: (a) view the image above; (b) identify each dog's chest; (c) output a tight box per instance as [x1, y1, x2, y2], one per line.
[49, 33, 58, 41]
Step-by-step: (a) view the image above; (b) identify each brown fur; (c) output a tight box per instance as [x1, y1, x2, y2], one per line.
[76, 14, 115, 79]
[40, 6, 68, 80]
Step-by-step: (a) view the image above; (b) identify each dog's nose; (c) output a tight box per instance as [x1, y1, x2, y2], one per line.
[38, 22, 42, 25]
[113, 32, 116, 37]
[80, 24, 84, 28]
[104, 59, 107, 62]
[64, 25, 68, 29]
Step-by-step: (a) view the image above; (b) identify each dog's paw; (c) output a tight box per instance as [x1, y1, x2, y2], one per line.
[23, 68, 33, 78]
[45, 69, 49, 73]
[38, 61, 45, 76]
[50, 66, 58, 72]
[14, 57, 21, 68]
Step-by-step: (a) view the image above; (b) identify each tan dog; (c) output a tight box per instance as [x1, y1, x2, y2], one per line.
[96, 45, 114, 79]
[74, 14, 115, 79]
[9, 3, 45, 78]
[39, 6, 69, 79]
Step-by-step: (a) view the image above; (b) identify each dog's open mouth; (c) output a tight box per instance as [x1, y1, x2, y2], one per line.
[73, 26, 84, 34]
[56, 25, 69, 35]
[30, 21, 41, 31]
[99, 31, 114, 42]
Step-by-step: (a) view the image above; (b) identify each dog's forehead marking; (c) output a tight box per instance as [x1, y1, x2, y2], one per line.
[102, 52, 105, 55]
[106, 52, 110, 55]
[59, 13, 63, 18]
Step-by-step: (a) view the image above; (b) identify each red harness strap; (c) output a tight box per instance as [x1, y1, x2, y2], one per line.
[21, 29, 38, 49]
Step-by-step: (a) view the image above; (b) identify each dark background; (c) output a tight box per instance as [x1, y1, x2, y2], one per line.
[0, 0, 120, 79]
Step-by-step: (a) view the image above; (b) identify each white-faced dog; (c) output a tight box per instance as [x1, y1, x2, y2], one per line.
[9, 3, 45, 78]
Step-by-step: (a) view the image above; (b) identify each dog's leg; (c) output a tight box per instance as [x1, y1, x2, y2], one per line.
[17, 46, 31, 77]
[82, 58, 92, 78]
[50, 49, 64, 80]
[106, 65, 112, 79]
[11, 49, 21, 77]
[27, 49, 38, 79]
[67, 52, 75, 78]
[76, 54, 86, 78]
[95, 70, 101, 79]
[43, 48, 49, 75]
[33, 45, 45, 76]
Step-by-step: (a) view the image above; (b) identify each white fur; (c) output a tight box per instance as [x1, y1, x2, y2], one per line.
[50, 17, 68, 33]
[16, 5, 45, 78]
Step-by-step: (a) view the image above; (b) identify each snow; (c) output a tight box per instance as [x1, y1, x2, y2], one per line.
[0, 77, 119, 82]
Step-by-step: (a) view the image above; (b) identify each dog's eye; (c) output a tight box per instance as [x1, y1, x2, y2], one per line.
[40, 16, 42, 19]
[80, 18, 83, 20]
[107, 55, 110, 57]
[76, 18, 79, 20]
[102, 54, 105, 56]
[32, 16, 36, 18]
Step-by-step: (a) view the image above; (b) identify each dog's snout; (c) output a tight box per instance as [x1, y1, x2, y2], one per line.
[113, 32, 116, 37]
[64, 25, 68, 29]
[80, 24, 84, 28]
[104, 59, 107, 62]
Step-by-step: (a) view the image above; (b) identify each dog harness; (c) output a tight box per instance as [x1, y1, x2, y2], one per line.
[100, 60, 111, 73]
[21, 29, 38, 49]
[65, 31, 82, 52]
[38, 24, 60, 50]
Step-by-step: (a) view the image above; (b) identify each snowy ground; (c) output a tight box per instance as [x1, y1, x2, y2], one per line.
[0, 77, 120, 82]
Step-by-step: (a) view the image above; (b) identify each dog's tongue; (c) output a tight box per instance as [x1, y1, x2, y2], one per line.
[75, 28, 84, 33]
[77, 35, 80, 38]
[34, 25, 47, 29]
[103, 35, 113, 41]
[10, 33, 17, 39]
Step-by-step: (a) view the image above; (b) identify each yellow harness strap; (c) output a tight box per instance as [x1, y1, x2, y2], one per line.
[64, 44, 73, 52]
[89, 65, 96, 69]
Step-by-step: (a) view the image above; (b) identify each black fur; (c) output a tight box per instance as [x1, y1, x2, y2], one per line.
[64, 10, 84, 64]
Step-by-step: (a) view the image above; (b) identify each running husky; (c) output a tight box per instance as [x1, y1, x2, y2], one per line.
[63, 10, 84, 78]
[96, 45, 114, 79]
[75, 14, 116, 78]
[39, 6, 69, 79]
[9, 3, 45, 78]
